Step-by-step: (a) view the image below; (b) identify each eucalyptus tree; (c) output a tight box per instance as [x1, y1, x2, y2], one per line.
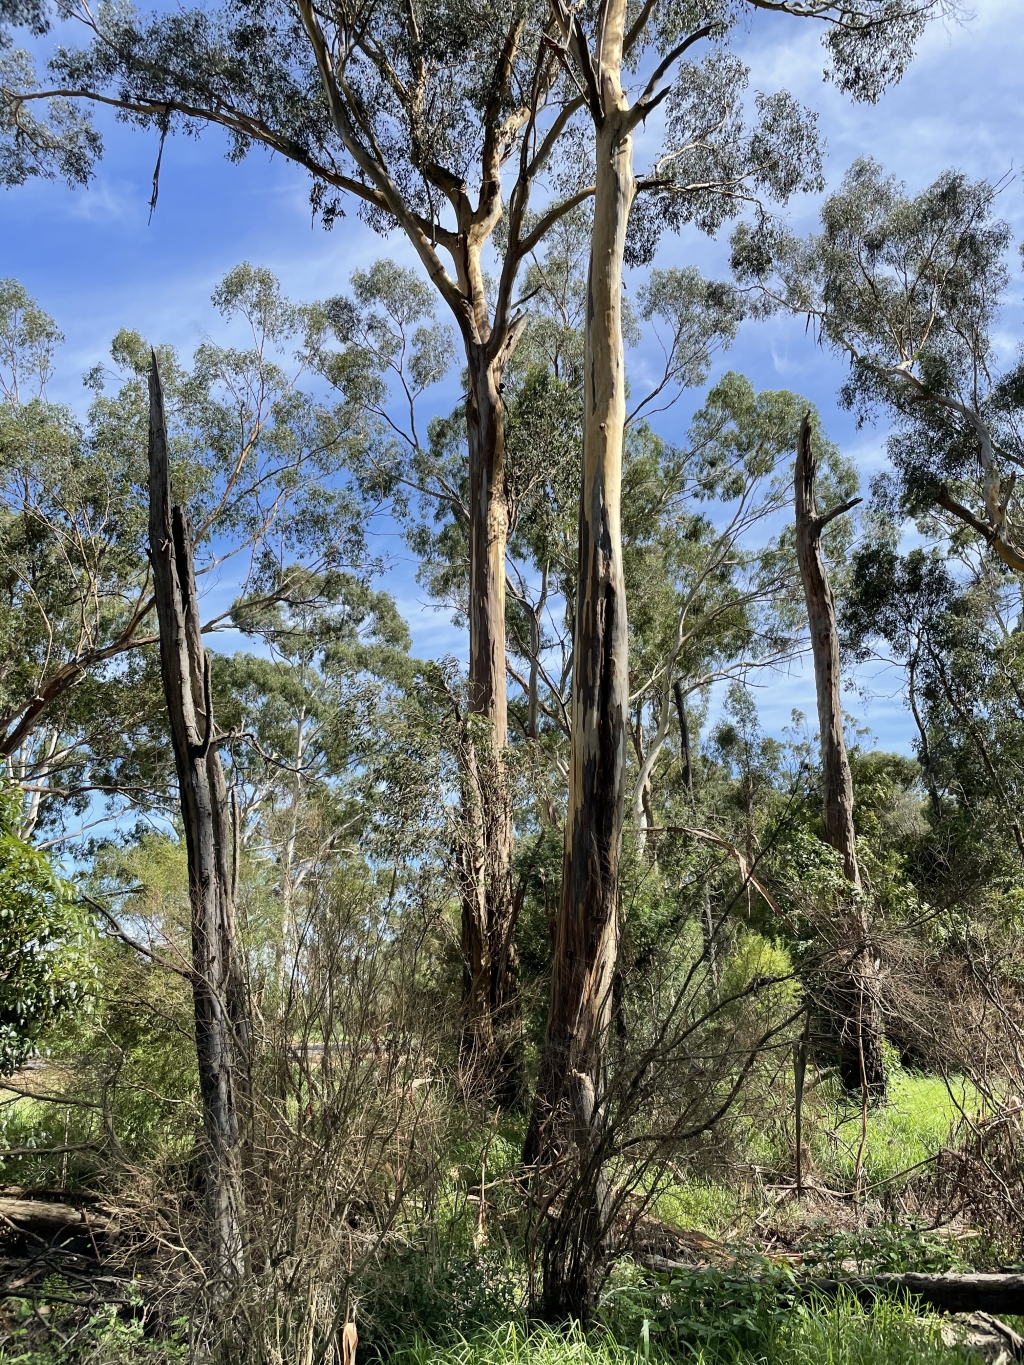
[0, 270, 362, 841]
[843, 539, 1024, 889]
[526, 0, 949, 1316]
[498, 260, 751, 757]
[625, 373, 844, 846]
[732, 158, 1024, 574]
[400, 243, 770, 844]
[0, 0, 948, 1102]
[218, 567, 424, 993]
[0, 280, 158, 833]
[0, 0, 598, 1068]
[729, 160, 1024, 1047]
[794, 417, 862, 886]
[793, 415, 887, 1097]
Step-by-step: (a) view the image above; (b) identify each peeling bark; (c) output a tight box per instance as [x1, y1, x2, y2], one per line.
[455, 708, 523, 1108]
[794, 416, 885, 1100]
[148, 357, 248, 1281]
[528, 58, 634, 1318]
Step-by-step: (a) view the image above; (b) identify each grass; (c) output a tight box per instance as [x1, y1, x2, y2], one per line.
[763, 1295, 973, 1365]
[0, 1064, 985, 1363]
[651, 1065, 973, 1245]
[653, 1181, 745, 1237]
[812, 1070, 971, 1190]
[388, 1301, 974, 1365]
[0, 1281, 978, 1365]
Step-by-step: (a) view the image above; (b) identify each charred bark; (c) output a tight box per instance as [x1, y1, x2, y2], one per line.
[674, 679, 693, 798]
[528, 91, 633, 1318]
[794, 415, 885, 1099]
[148, 357, 248, 1281]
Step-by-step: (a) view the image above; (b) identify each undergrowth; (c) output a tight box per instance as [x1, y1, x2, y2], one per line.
[0, 1284, 187, 1365]
[389, 1304, 973, 1365]
[654, 1064, 972, 1244]
[0, 1062, 990, 1363]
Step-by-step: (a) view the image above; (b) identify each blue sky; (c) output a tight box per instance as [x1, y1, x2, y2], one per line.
[3, 0, 1023, 755]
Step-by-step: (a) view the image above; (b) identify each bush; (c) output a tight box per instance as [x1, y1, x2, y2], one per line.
[0, 1282, 187, 1364]
[0, 788, 95, 1076]
[358, 1250, 523, 1358]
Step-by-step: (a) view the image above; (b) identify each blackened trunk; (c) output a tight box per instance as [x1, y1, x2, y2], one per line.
[529, 98, 633, 1320]
[674, 679, 693, 798]
[794, 416, 885, 1099]
[460, 348, 522, 1106]
[148, 357, 248, 1279]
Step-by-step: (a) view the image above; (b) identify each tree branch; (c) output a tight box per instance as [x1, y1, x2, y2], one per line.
[815, 495, 862, 531]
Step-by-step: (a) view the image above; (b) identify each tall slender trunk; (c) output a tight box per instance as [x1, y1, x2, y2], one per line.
[148, 357, 249, 1280]
[529, 90, 633, 1318]
[467, 350, 510, 749]
[526, 563, 549, 740]
[459, 346, 522, 1106]
[794, 415, 885, 1099]
[273, 709, 306, 997]
[299, 0, 540, 1105]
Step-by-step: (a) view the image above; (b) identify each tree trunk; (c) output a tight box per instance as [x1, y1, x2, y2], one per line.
[674, 680, 693, 798]
[526, 563, 549, 741]
[272, 708, 306, 997]
[794, 1273, 1024, 1319]
[528, 92, 633, 1319]
[466, 349, 510, 751]
[148, 357, 248, 1282]
[794, 415, 885, 1099]
[0, 1197, 112, 1232]
[459, 346, 523, 1108]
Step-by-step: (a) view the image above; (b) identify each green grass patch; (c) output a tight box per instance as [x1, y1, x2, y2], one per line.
[652, 1181, 744, 1237]
[768, 1294, 973, 1365]
[389, 1301, 973, 1365]
[813, 1071, 970, 1189]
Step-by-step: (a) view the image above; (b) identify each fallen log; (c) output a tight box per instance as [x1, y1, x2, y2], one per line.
[799, 1272, 1024, 1317]
[643, 1256, 1024, 1317]
[0, 1186, 104, 1203]
[0, 1198, 110, 1232]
